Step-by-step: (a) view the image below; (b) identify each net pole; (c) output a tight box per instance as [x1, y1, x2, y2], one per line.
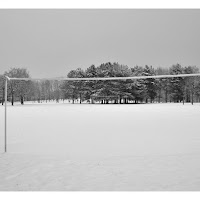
[4, 77, 7, 153]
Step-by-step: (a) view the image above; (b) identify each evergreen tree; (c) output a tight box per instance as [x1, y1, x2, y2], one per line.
[169, 64, 184, 103]
[155, 67, 170, 103]
[143, 65, 158, 103]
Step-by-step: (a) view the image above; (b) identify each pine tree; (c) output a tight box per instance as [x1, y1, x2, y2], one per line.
[169, 64, 184, 103]
[143, 65, 158, 103]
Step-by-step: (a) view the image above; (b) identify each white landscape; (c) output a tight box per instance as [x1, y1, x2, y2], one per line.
[0, 103, 200, 191]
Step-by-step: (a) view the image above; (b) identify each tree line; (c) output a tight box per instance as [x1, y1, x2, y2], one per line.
[0, 62, 200, 105]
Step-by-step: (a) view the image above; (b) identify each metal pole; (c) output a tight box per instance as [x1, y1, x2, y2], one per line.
[5, 77, 7, 153]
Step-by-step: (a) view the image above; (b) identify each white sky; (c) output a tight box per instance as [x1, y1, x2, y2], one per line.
[0, 9, 200, 78]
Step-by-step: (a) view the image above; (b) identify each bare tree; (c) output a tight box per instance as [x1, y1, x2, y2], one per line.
[4, 68, 30, 105]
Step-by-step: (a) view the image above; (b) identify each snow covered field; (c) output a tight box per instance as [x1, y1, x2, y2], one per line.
[0, 103, 200, 190]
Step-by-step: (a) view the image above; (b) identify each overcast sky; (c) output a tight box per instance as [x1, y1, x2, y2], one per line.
[0, 9, 200, 78]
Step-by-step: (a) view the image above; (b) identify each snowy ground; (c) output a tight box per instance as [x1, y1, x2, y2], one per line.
[0, 103, 200, 190]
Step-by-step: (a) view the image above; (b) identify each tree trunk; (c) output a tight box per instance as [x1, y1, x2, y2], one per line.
[2, 97, 4, 105]
[11, 92, 14, 106]
[158, 91, 161, 103]
[2, 88, 4, 105]
[191, 93, 194, 105]
[21, 95, 24, 105]
[165, 90, 168, 103]
[80, 93, 81, 104]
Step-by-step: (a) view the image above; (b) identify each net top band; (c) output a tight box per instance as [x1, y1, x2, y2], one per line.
[5, 73, 200, 81]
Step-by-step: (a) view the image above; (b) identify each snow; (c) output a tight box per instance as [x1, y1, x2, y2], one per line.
[0, 103, 200, 190]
